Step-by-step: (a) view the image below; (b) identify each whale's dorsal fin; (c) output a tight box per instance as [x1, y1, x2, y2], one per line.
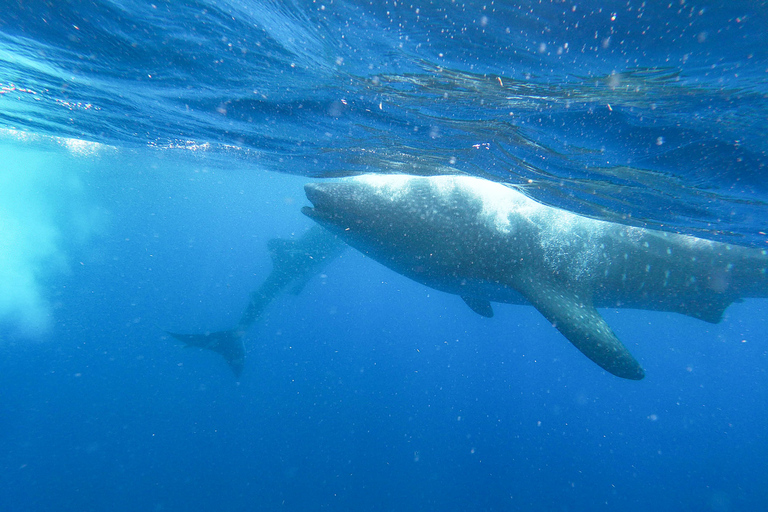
[515, 277, 644, 380]
[461, 296, 494, 318]
[677, 294, 734, 324]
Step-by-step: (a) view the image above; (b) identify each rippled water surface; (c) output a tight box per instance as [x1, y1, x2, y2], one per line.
[2, 0, 767, 242]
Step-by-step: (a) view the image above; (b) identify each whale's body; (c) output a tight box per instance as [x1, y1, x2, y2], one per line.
[303, 174, 768, 379]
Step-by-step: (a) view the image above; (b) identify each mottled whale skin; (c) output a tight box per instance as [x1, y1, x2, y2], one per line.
[303, 174, 768, 380]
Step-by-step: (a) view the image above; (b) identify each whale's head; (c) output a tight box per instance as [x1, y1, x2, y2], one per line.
[303, 173, 526, 237]
[302, 174, 518, 276]
[302, 181, 367, 228]
[306, 175, 471, 266]
[302, 176, 421, 255]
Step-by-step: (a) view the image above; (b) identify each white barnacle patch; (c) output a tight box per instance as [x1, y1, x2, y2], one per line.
[666, 247, 672, 255]
[725, 263, 733, 272]
[645, 264, 651, 273]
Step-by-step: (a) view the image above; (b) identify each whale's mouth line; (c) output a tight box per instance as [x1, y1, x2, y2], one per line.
[302, 183, 338, 223]
[300, 205, 323, 220]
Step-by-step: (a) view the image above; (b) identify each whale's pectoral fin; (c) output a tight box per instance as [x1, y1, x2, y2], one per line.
[516, 279, 644, 380]
[462, 296, 494, 318]
[165, 329, 245, 378]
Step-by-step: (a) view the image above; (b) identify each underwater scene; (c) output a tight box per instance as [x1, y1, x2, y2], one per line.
[1, 1, 767, 511]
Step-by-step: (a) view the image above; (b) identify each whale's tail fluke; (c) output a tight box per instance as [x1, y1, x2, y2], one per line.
[165, 329, 246, 378]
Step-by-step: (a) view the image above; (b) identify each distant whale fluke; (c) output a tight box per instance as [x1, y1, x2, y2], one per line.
[165, 329, 246, 377]
[164, 225, 345, 377]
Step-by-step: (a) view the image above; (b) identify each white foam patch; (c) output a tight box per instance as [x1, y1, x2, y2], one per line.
[0, 142, 101, 338]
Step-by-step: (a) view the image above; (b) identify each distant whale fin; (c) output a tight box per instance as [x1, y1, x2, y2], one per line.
[517, 278, 645, 380]
[461, 296, 494, 318]
[165, 329, 245, 378]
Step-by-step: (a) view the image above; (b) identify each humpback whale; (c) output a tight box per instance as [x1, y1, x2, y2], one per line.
[303, 174, 768, 380]
[165, 225, 345, 377]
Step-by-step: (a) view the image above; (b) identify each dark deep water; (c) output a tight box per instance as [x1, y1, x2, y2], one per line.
[1, 1, 767, 511]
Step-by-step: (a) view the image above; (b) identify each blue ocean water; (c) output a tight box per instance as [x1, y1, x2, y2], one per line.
[1, 1, 767, 511]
